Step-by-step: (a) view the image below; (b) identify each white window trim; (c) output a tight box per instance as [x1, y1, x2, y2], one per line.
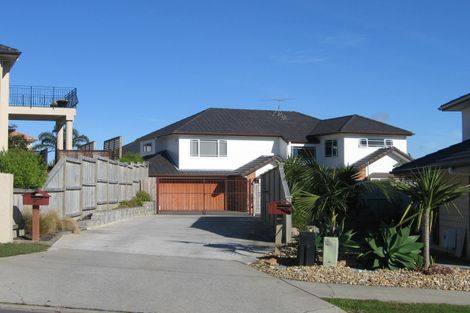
[359, 138, 394, 148]
[290, 144, 317, 159]
[189, 139, 228, 158]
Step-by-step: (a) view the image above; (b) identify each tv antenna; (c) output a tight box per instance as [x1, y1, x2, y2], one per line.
[262, 97, 295, 120]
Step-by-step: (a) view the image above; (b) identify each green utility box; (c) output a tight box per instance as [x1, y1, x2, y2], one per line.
[323, 236, 338, 267]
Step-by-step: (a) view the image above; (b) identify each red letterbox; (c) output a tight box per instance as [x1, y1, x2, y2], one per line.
[23, 190, 50, 206]
[268, 200, 292, 215]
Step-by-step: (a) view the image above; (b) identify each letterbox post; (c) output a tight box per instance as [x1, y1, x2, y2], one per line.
[23, 190, 50, 241]
[32, 204, 40, 241]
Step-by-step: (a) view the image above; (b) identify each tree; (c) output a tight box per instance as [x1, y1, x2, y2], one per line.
[33, 127, 90, 152]
[393, 167, 470, 269]
[284, 156, 361, 232]
[120, 153, 144, 163]
[8, 125, 30, 151]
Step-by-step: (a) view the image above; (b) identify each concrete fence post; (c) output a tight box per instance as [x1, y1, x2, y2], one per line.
[0, 173, 13, 243]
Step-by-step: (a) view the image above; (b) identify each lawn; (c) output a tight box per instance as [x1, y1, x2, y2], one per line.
[0, 243, 49, 257]
[327, 298, 470, 313]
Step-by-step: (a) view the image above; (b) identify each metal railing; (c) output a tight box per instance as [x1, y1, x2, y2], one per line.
[9, 85, 79, 108]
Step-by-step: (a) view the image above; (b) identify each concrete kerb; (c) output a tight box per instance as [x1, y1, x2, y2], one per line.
[284, 280, 470, 306]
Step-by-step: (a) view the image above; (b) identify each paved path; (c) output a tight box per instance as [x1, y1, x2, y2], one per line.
[286, 280, 470, 306]
[0, 215, 343, 313]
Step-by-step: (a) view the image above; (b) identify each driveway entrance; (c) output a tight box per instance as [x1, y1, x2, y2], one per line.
[53, 215, 274, 263]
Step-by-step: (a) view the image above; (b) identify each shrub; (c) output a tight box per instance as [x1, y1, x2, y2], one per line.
[135, 191, 152, 202]
[364, 226, 423, 270]
[0, 149, 47, 188]
[120, 153, 144, 163]
[23, 210, 80, 235]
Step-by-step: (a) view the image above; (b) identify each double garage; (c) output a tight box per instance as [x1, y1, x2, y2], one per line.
[157, 178, 251, 214]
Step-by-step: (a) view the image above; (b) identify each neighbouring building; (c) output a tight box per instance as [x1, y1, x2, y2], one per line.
[124, 108, 413, 214]
[0, 44, 78, 153]
[393, 93, 470, 258]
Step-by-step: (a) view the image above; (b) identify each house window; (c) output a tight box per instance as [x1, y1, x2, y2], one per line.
[142, 142, 153, 153]
[359, 138, 394, 148]
[190, 140, 199, 157]
[324, 139, 338, 157]
[291, 146, 316, 159]
[190, 139, 227, 157]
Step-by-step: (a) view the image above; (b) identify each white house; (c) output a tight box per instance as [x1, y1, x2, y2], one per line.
[124, 108, 413, 213]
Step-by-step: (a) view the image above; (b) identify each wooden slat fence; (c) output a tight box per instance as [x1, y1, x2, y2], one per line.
[13, 156, 150, 218]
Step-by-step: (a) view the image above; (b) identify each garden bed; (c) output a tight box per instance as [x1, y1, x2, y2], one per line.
[251, 247, 470, 291]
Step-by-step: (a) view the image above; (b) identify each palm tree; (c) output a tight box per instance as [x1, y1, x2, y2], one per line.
[33, 127, 90, 152]
[393, 167, 470, 269]
[284, 156, 362, 233]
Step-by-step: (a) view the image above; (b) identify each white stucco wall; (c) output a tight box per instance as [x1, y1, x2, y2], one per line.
[316, 135, 346, 168]
[366, 154, 402, 176]
[462, 108, 470, 141]
[178, 135, 279, 170]
[343, 135, 407, 166]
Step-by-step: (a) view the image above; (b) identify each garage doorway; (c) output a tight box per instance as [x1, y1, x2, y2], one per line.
[157, 178, 249, 213]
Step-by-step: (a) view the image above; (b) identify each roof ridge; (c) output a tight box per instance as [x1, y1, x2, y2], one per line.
[339, 115, 356, 132]
[172, 108, 210, 133]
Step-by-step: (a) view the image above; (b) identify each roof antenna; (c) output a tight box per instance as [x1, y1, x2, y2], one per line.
[263, 98, 294, 120]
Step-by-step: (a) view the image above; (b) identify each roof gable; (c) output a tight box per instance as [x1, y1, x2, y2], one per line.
[0, 44, 21, 56]
[309, 115, 413, 137]
[393, 139, 470, 173]
[353, 147, 412, 169]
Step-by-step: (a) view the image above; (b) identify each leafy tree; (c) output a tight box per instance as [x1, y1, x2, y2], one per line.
[0, 150, 47, 188]
[393, 167, 470, 269]
[120, 153, 144, 163]
[33, 127, 90, 152]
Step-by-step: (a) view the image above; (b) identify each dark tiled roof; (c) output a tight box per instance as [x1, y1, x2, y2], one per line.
[353, 147, 412, 169]
[392, 139, 470, 174]
[0, 44, 21, 56]
[145, 151, 278, 177]
[135, 108, 321, 143]
[234, 155, 279, 176]
[439, 92, 470, 111]
[309, 115, 413, 137]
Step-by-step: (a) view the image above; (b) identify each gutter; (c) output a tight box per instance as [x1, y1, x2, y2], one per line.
[448, 167, 470, 176]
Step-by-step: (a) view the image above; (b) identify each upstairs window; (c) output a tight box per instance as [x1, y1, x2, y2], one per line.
[190, 139, 227, 157]
[142, 142, 153, 153]
[324, 139, 338, 157]
[359, 138, 394, 148]
[291, 146, 316, 159]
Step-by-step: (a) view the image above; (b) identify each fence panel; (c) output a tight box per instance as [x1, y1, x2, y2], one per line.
[14, 156, 150, 218]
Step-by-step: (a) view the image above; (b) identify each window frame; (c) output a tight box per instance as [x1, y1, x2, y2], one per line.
[141, 141, 154, 154]
[324, 139, 338, 157]
[189, 139, 228, 158]
[291, 146, 316, 159]
[358, 138, 394, 148]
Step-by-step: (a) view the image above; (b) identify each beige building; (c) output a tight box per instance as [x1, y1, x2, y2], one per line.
[0, 44, 77, 152]
[394, 93, 470, 258]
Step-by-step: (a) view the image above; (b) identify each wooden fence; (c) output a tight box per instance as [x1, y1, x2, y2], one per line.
[259, 163, 292, 243]
[13, 156, 150, 218]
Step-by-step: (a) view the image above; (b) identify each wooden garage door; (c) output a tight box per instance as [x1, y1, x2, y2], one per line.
[158, 179, 225, 212]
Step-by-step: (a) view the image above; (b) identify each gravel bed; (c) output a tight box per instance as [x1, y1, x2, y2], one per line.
[251, 251, 470, 291]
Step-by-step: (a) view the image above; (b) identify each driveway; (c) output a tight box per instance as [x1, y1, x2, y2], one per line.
[52, 215, 274, 263]
[0, 215, 343, 313]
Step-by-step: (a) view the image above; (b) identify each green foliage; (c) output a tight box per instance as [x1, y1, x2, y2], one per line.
[327, 298, 470, 313]
[8, 125, 30, 151]
[315, 218, 360, 256]
[0, 150, 47, 188]
[120, 153, 144, 163]
[393, 167, 470, 268]
[33, 127, 90, 152]
[135, 191, 152, 202]
[364, 226, 423, 270]
[284, 156, 364, 232]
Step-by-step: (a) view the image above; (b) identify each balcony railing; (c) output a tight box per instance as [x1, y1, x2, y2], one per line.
[9, 85, 79, 108]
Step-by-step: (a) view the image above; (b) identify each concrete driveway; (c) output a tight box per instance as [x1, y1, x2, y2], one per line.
[0, 215, 343, 313]
[52, 215, 275, 263]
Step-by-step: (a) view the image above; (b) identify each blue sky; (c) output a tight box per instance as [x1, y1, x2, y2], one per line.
[3, 0, 470, 157]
